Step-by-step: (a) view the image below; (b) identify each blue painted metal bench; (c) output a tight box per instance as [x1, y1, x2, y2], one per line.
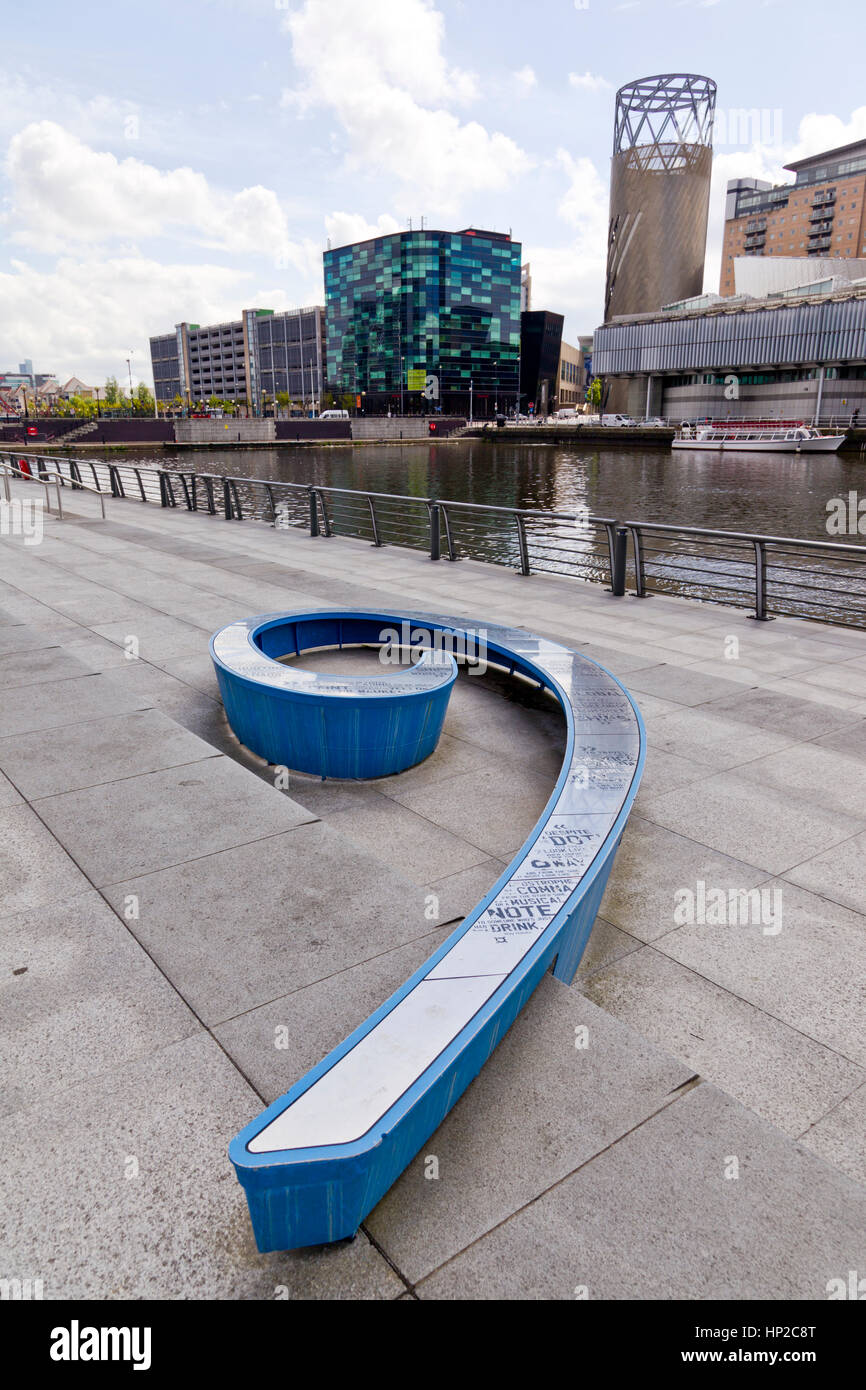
[210, 612, 457, 779]
[210, 609, 645, 1252]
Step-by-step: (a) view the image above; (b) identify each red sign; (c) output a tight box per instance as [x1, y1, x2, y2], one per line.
[26, 426, 38, 436]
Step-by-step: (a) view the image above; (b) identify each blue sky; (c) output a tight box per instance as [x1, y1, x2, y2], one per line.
[1, 0, 864, 387]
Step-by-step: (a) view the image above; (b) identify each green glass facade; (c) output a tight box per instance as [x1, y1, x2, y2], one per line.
[324, 228, 522, 416]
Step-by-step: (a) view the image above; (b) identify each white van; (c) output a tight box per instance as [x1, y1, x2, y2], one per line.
[317, 408, 350, 421]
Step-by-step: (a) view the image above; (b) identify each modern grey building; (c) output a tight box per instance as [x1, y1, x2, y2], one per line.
[150, 307, 326, 412]
[594, 280, 866, 421]
[605, 74, 716, 323]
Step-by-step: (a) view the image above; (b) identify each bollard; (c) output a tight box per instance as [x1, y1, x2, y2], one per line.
[611, 526, 627, 597]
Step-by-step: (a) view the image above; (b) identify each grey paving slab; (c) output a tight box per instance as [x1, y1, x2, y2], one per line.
[366, 981, 692, 1285]
[574, 916, 642, 979]
[643, 705, 798, 770]
[581, 946, 864, 1137]
[799, 1084, 866, 1186]
[50, 593, 155, 625]
[758, 674, 866, 712]
[158, 651, 223, 698]
[815, 718, 866, 761]
[793, 662, 866, 699]
[424, 856, 508, 924]
[35, 755, 317, 886]
[91, 612, 210, 661]
[214, 928, 451, 1103]
[0, 623, 71, 656]
[324, 793, 492, 884]
[600, 816, 769, 943]
[0, 770, 22, 808]
[415, 1083, 866, 1300]
[705, 685, 864, 739]
[0, 708, 220, 799]
[640, 769, 862, 875]
[52, 632, 132, 670]
[624, 662, 749, 708]
[730, 741, 866, 822]
[658, 880, 866, 1065]
[0, 889, 198, 1114]
[634, 745, 708, 802]
[391, 762, 556, 859]
[0, 643, 99, 689]
[0, 671, 151, 738]
[783, 829, 866, 916]
[0, 1032, 403, 1299]
[0, 803, 90, 917]
[440, 675, 566, 779]
[103, 821, 443, 1024]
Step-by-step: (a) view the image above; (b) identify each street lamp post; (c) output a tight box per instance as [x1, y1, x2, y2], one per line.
[469, 378, 473, 424]
[126, 353, 134, 414]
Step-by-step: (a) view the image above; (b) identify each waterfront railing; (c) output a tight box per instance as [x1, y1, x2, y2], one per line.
[3, 450, 865, 628]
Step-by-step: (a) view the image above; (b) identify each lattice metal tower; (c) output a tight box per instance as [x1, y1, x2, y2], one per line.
[605, 74, 716, 322]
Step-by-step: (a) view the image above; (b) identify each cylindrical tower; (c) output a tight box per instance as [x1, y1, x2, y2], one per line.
[605, 73, 716, 322]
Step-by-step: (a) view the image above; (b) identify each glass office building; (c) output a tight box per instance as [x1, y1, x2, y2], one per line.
[324, 228, 522, 416]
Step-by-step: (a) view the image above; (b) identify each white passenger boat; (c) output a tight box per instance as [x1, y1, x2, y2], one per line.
[673, 422, 845, 453]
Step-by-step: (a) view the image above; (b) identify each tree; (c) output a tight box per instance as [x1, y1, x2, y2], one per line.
[133, 383, 154, 416]
[587, 378, 602, 412]
[104, 376, 123, 407]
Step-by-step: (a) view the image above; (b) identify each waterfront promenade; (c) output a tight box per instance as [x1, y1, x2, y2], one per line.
[1, 477, 865, 1300]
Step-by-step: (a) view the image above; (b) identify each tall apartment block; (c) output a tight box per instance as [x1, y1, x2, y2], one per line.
[149, 307, 326, 411]
[324, 228, 522, 417]
[720, 139, 866, 295]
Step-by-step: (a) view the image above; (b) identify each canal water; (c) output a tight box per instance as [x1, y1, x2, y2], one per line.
[139, 438, 863, 542]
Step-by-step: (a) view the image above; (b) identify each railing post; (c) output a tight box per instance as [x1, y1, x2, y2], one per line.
[223, 479, 234, 519]
[440, 503, 458, 561]
[230, 480, 243, 521]
[159, 472, 171, 507]
[611, 526, 627, 597]
[515, 513, 531, 576]
[753, 539, 772, 620]
[309, 488, 319, 537]
[203, 476, 215, 514]
[630, 525, 646, 597]
[367, 495, 382, 546]
[108, 464, 123, 498]
[429, 502, 441, 561]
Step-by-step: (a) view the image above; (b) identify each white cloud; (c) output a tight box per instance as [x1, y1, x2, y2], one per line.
[0, 255, 252, 386]
[3, 122, 308, 269]
[526, 150, 609, 334]
[514, 66, 537, 95]
[282, 0, 531, 208]
[324, 211, 401, 247]
[568, 72, 612, 94]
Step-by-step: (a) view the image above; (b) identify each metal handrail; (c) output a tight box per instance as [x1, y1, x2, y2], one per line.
[0, 459, 106, 519]
[4, 450, 866, 627]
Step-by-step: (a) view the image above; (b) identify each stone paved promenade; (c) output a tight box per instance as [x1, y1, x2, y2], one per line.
[1, 478, 865, 1299]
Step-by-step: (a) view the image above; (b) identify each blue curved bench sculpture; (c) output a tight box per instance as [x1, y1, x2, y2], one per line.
[211, 609, 645, 1252]
[210, 612, 457, 779]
